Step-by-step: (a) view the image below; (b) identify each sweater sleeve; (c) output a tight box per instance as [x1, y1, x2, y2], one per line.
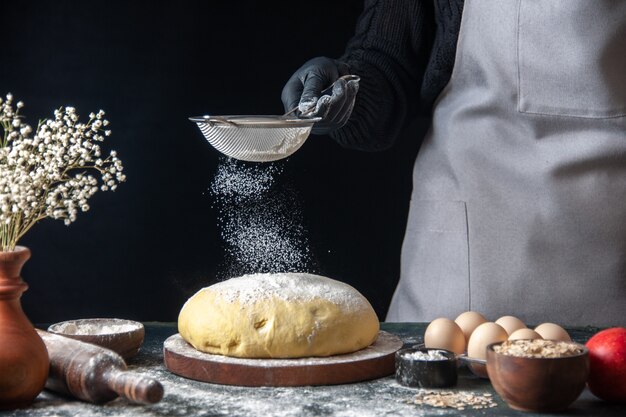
[330, 0, 435, 151]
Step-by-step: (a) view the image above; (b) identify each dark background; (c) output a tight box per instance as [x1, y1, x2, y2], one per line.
[0, 1, 426, 323]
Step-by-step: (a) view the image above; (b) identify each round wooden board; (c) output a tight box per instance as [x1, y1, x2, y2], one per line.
[163, 331, 403, 387]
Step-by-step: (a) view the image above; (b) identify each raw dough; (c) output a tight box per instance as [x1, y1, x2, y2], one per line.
[178, 272, 380, 358]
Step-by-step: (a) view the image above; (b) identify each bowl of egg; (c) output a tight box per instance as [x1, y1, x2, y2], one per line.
[424, 311, 572, 378]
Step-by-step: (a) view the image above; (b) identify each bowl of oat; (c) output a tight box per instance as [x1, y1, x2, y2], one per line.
[48, 318, 144, 361]
[486, 339, 589, 412]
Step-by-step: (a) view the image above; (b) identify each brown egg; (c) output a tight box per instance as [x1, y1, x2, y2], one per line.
[424, 318, 466, 354]
[534, 323, 571, 341]
[468, 322, 508, 360]
[466, 322, 509, 379]
[495, 315, 526, 335]
[454, 311, 487, 344]
[508, 328, 543, 341]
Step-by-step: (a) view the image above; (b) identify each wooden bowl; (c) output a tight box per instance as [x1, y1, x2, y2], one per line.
[486, 341, 589, 412]
[48, 318, 144, 360]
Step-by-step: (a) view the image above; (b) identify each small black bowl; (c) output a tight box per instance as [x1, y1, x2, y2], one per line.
[395, 347, 458, 388]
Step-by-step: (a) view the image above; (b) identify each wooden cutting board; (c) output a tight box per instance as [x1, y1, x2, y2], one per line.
[163, 331, 403, 387]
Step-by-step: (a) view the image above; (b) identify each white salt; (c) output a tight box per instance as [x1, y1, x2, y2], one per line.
[402, 350, 450, 361]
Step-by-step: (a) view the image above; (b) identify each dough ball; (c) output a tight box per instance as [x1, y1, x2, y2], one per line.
[178, 272, 380, 358]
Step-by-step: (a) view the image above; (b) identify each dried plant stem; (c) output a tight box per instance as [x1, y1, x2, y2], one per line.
[1, 216, 20, 252]
[1, 173, 48, 252]
[0, 176, 77, 251]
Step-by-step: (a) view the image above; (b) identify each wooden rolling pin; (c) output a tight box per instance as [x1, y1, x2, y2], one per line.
[36, 330, 164, 404]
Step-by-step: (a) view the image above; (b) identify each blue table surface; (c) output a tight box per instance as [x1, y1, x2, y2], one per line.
[3, 322, 624, 417]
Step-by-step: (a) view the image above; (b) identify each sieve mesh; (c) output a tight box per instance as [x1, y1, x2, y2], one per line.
[190, 116, 321, 163]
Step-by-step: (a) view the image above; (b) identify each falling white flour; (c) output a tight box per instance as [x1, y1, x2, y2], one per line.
[210, 157, 317, 277]
[211, 158, 281, 203]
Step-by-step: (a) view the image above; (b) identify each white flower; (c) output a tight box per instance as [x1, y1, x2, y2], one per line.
[0, 95, 125, 251]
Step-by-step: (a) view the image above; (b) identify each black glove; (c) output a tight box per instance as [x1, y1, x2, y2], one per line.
[281, 57, 359, 135]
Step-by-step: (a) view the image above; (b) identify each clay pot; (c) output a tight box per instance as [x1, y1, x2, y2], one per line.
[0, 246, 49, 410]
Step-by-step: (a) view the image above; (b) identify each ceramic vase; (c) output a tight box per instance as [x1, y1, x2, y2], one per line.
[0, 246, 49, 410]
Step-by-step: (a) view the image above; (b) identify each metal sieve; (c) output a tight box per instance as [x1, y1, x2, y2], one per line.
[188, 115, 321, 163]
[190, 75, 360, 163]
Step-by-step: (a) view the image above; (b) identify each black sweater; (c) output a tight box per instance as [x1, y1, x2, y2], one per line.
[331, 0, 464, 151]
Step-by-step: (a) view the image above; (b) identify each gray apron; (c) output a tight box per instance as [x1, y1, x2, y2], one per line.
[387, 0, 626, 326]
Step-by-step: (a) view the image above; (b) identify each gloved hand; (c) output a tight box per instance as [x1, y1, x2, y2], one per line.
[281, 57, 359, 135]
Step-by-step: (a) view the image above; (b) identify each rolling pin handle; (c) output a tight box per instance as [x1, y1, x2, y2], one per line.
[106, 369, 164, 404]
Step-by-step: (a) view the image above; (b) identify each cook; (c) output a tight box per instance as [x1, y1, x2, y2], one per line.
[282, 0, 626, 326]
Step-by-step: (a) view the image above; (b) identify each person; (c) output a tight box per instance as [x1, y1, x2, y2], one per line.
[282, 0, 626, 326]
